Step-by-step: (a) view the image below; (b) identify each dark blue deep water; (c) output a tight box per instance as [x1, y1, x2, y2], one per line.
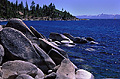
[1, 19, 120, 78]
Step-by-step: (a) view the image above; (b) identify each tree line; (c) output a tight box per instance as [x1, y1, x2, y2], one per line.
[0, 0, 76, 20]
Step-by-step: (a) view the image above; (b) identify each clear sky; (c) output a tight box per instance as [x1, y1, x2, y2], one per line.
[8, 0, 120, 16]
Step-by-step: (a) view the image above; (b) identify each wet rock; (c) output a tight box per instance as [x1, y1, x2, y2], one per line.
[48, 48, 66, 65]
[5, 18, 40, 45]
[44, 72, 56, 79]
[39, 38, 68, 58]
[89, 41, 98, 44]
[63, 33, 75, 41]
[1, 60, 38, 79]
[0, 28, 48, 72]
[49, 33, 73, 43]
[33, 43, 56, 70]
[86, 37, 95, 41]
[56, 59, 75, 79]
[74, 37, 88, 44]
[30, 26, 47, 40]
[16, 74, 34, 79]
[54, 41, 61, 45]
[75, 69, 94, 79]
[35, 68, 44, 79]
[0, 44, 4, 65]
[85, 48, 96, 51]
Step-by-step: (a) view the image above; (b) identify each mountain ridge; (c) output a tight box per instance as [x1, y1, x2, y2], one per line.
[76, 14, 120, 19]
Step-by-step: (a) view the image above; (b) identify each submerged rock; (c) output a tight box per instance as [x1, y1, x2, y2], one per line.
[75, 69, 94, 79]
[85, 48, 96, 52]
[56, 59, 75, 79]
[89, 41, 98, 44]
[0, 28, 48, 73]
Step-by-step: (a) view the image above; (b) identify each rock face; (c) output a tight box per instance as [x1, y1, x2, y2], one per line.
[30, 26, 47, 39]
[48, 48, 65, 65]
[56, 59, 76, 79]
[39, 38, 68, 58]
[0, 44, 4, 65]
[16, 74, 34, 79]
[1, 60, 38, 79]
[75, 69, 94, 79]
[33, 43, 56, 70]
[0, 28, 48, 73]
[5, 18, 40, 45]
[6, 18, 35, 38]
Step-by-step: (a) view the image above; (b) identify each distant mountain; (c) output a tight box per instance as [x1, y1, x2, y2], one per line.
[76, 14, 120, 19]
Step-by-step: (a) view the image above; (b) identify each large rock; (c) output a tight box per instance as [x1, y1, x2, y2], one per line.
[48, 48, 66, 65]
[44, 72, 56, 79]
[39, 38, 68, 58]
[5, 18, 40, 45]
[63, 33, 75, 41]
[56, 59, 76, 79]
[0, 28, 48, 73]
[49, 33, 73, 43]
[0, 44, 4, 65]
[35, 68, 44, 79]
[33, 43, 56, 70]
[16, 74, 34, 79]
[75, 69, 94, 79]
[30, 26, 47, 40]
[6, 18, 35, 38]
[1, 60, 38, 79]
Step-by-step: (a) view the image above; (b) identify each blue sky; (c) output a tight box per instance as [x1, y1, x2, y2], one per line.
[8, 0, 120, 16]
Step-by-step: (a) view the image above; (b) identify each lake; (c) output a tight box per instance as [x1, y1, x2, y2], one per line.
[1, 19, 120, 78]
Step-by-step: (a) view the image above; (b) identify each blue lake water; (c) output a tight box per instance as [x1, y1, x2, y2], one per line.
[0, 19, 120, 78]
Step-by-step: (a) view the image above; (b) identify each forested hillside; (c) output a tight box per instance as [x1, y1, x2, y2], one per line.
[0, 0, 78, 20]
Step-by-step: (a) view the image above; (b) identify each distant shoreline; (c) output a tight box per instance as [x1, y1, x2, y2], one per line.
[0, 18, 90, 22]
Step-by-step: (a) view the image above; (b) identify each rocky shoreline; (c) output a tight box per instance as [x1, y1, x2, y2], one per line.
[0, 18, 94, 79]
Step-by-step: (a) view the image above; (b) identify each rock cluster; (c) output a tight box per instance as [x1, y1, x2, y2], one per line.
[48, 33, 98, 47]
[0, 18, 94, 79]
